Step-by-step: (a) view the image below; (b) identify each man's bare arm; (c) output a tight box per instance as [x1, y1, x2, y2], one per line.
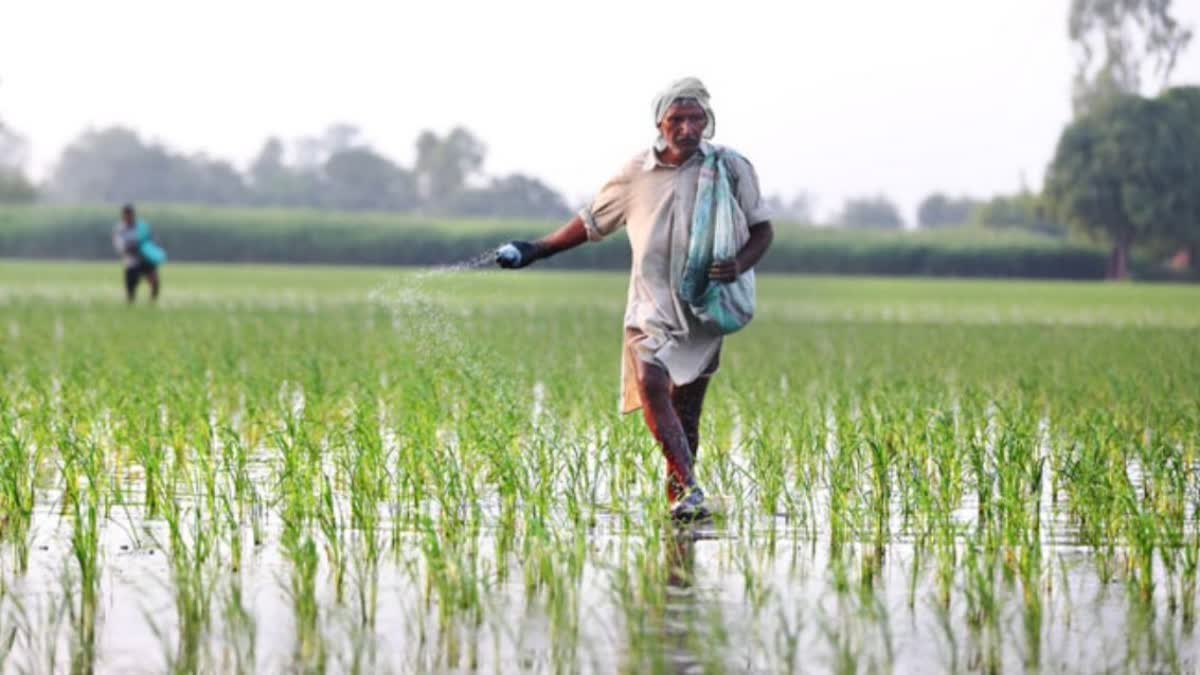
[709, 221, 774, 282]
[533, 215, 589, 261]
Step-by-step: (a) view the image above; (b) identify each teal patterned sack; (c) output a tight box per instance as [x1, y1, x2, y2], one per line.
[136, 220, 168, 266]
[679, 149, 756, 334]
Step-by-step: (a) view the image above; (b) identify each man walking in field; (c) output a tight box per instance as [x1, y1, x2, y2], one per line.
[112, 204, 165, 303]
[496, 77, 774, 519]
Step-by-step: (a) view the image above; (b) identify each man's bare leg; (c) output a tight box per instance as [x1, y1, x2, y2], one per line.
[147, 271, 160, 301]
[669, 374, 712, 498]
[635, 360, 696, 503]
[124, 269, 136, 303]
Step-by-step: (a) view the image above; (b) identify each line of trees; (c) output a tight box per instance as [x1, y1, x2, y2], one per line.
[4, 116, 1194, 273]
[16, 113, 1072, 235]
[9, 122, 572, 219]
[2, 0, 1196, 273]
[774, 191, 1063, 234]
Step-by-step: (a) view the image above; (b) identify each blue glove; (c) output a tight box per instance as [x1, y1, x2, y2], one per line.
[495, 241, 540, 269]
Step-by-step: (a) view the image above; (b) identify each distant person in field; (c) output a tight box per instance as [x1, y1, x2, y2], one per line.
[112, 204, 166, 303]
[496, 77, 774, 520]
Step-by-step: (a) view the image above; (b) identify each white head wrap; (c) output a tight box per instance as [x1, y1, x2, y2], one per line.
[652, 77, 715, 147]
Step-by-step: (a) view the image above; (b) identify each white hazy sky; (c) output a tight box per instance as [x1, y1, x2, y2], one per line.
[2, 0, 1199, 222]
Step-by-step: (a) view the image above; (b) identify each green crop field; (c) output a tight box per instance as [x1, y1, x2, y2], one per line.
[1, 261, 1199, 673]
[2, 203, 1144, 279]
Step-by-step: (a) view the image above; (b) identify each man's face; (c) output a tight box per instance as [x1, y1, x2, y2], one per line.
[122, 209, 135, 226]
[658, 100, 707, 156]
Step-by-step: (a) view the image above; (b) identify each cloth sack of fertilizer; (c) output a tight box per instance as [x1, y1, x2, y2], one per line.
[136, 220, 168, 266]
[678, 149, 755, 334]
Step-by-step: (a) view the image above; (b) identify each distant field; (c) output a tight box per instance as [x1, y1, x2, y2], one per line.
[2, 260, 1196, 324]
[0, 202, 1140, 278]
[1, 262, 1199, 672]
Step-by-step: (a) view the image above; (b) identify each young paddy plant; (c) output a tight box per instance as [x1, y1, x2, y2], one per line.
[216, 493, 256, 675]
[343, 400, 388, 629]
[0, 397, 40, 572]
[121, 399, 169, 521]
[161, 494, 219, 675]
[65, 459, 102, 675]
[1130, 409, 1193, 618]
[217, 424, 258, 547]
[824, 393, 868, 557]
[274, 437, 328, 672]
[413, 510, 497, 671]
[317, 475, 347, 604]
[1181, 522, 1200, 631]
[49, 375, 111, 658]
[961, 539, 1003, 674]
[284, 522, 325, 674]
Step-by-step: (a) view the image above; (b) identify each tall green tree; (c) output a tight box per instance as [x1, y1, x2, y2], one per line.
[1069, 0, 1193, 113]
[449, 173, 570, 219]
[0, 170, 36, 203]
[1045, 91, 1198, 278]
[917, 193, 981, 229]
[414, 127, 486, 205]
[293, 123, 362, 169]
[970, 191, 1064, 237]
[1156, 86, 1200, 270]
[322, 148, 418, 212]
[0, 118, 36, 203]
[247, 137, 323, 208]
[765, 192, 815, 225]
[0, 121, 28, 169]
[832, 195, 905, 230]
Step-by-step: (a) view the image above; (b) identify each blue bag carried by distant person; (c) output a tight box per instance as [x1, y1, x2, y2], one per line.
[135, 220, 167, 266]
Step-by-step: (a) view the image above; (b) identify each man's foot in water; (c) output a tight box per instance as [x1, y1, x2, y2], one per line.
[670, 486, 711, 522]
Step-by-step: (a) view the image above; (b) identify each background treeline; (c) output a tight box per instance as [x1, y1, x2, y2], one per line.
[1, 123, 574, 219]
[1, 119, 1067, 234]
[3, 203, 1179, 280]
[3, 75, 1198, 279]
[0, 117, 1168, 252]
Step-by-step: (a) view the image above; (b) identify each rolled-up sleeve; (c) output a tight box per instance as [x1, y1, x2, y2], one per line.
[579, 159, 637, 241]
[727, 155, 772, 225]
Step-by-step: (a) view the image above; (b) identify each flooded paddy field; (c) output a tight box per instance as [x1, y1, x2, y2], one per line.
[2, 262, 1199, 673]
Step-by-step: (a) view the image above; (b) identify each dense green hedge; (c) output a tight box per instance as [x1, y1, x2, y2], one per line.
[0, 203, 1160, 280]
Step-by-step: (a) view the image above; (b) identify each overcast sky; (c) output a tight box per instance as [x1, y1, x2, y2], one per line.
[2, 0, 1199, 222]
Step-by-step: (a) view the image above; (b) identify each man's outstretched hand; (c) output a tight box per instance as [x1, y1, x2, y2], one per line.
[708, 258, 742, 283]
[495, 240, 541, 269]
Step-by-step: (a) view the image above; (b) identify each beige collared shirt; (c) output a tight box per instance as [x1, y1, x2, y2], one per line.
[113, 223, 140, 269]
[580, 142, 771, 413]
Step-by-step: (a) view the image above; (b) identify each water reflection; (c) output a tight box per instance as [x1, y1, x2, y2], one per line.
[661, 526, 705, 675]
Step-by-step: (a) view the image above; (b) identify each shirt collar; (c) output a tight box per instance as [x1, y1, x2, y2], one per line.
[642, 141, 715, 171]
